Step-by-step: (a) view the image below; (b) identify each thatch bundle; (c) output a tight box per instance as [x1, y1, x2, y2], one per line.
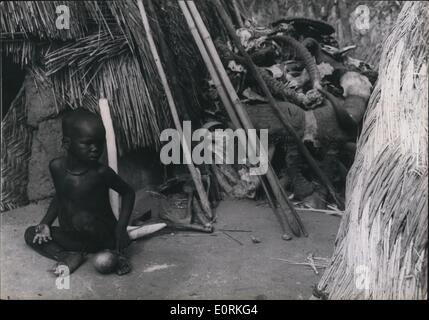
[316, 1, 428, 299]
[1, 1, 234, 151]
[1, 85, 33, 211]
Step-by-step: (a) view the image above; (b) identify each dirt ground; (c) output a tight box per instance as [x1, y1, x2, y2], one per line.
[0, 198, 339, 300]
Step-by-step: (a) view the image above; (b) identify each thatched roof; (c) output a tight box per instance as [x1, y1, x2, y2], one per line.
[1, 1, 235, 152]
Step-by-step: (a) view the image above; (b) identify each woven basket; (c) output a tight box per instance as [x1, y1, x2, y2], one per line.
[1, 85, 33, 212]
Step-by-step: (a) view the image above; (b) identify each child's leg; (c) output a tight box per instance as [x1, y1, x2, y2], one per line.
[116, 253, 132, 276]
[25, 226, 66, 261]
[24, 226, 85, 274]
[74, 225, 132, 276]
[113, 223, 169, 276]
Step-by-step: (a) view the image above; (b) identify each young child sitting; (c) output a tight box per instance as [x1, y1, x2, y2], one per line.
[25, 109, 144, 275]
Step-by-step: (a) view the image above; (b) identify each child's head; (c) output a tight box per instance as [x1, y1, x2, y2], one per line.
[62, 109, 106, 163]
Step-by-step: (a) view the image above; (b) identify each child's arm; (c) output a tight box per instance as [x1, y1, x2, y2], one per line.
[40, 159, 61, 226]
[40, 195, 59, 226]
[34, 160, 61, 243]
[33, 196, 58, 244]
[103, 167, 135, 251]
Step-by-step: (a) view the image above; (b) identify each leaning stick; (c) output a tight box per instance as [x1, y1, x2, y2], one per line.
[231, 0, 244, 28]
[179, 1, 293, 238]
[211, 0, 343, 210]
[178, 1, 242, 129]
[136, 0, 212, 217]
[184, 0, 300, 236]
[272, 161, 308, 236]
[260, 176, 292, 240]
[146, 0, 191, 121]
[99, 98, 120, 219]
[185, 1, 304, 236]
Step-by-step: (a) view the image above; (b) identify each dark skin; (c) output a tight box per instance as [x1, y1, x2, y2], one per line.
[32, 115, 135, 275]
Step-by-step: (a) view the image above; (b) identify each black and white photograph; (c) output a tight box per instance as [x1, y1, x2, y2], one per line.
[0, 0, 427, 302]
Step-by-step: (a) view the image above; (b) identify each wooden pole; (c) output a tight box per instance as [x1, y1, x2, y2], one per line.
[179, 0, 293, 239]
[232, 0, 244, 28]
[185, 0, 303, 236]
[146, 0, 191, 121]
[260, 176, 292, 240]
[211, 0, 344, 210]
[136, 0, 212, 217]
[99, 98, 120, 219]
[184, 1, 306, 236]
[178, 1, 242, 129]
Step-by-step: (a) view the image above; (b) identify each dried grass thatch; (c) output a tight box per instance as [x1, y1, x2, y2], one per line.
[40, 30, 167, 150]
[316, 1, 428, 299]
[1, 1, 88, 40]
[2, 1, 233, 151]
[1, 85, 33, 212]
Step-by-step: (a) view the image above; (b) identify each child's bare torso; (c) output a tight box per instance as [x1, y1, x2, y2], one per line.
[50, 157, 117, 235]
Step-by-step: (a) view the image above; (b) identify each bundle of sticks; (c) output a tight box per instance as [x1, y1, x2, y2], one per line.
[137, 0, 347, 239]
[178, 0, 309, 239]
[136, 0, 213, 226]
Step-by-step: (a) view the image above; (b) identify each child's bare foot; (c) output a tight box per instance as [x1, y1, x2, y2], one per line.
[116, 254, 132, 276]
[52, 252, 85, 276]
